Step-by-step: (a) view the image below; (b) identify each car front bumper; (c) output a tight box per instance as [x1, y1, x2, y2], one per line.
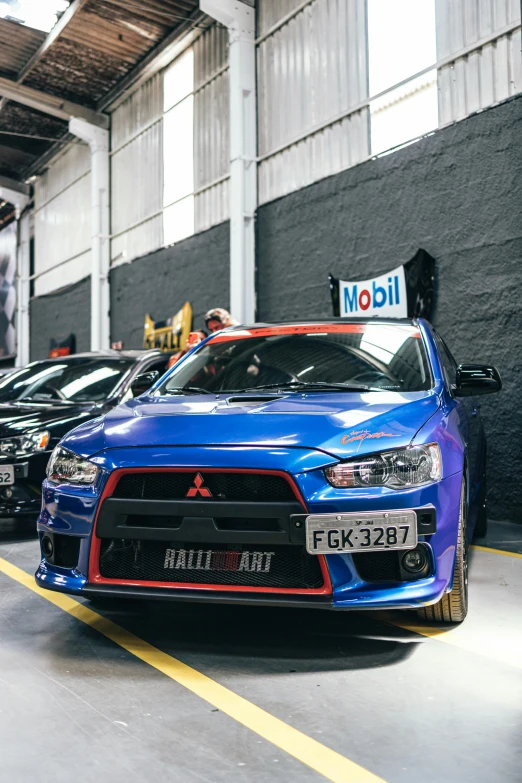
[35, 449, 462, 610]
[35, 564, 450, 610]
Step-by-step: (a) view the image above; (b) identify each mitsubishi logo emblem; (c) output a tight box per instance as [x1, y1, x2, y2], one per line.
[186, 473, 212, 498]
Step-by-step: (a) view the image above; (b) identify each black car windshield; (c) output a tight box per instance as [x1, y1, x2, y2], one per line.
[157, 323, 431, 394]
[0, 358, 134, 403]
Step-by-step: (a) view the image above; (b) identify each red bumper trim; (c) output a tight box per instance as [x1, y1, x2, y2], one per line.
[87, 467, 332, 596]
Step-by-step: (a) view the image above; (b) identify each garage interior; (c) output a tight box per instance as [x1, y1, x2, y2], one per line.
[0, 1, 521, 782]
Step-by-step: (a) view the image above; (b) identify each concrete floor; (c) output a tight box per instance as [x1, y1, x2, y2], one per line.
[0, 520, 520, 783]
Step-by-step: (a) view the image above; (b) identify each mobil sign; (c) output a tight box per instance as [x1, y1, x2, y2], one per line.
[339, 264, 408, 318]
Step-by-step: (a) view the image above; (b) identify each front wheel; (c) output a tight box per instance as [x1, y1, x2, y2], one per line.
[418, 480, 468, 624]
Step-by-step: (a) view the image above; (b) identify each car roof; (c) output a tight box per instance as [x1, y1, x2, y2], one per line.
[224, 318, 419, 331]
[29, 349, 165, 364]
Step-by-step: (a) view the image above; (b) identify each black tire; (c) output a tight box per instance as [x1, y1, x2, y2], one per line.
[418, 479, 469, 624]
[474, 466, 488, 538]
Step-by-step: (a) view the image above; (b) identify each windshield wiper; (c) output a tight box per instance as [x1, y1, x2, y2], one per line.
[237, 381, 384, 393]
[163, 386, 213, 396]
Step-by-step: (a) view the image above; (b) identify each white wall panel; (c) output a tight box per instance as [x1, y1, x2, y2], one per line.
[193, 24, 230, 230]
[110, 73, 163, 264]
[195, 178, 229, 233]
[259, 110, 368, 203]
[34, 143, 91, 296]
[257, 0, 369, 205]
[258, 0, 308, 36]
[436, 0, 522, 123]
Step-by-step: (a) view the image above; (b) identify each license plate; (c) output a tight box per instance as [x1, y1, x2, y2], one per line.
[0, 465, 15, 486]
[306, 511, 417, 554]
[163, 548, 274, 573]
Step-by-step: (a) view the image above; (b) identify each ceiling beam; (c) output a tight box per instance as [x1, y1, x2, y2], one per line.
[0, 1, 90, 119]
[0, 175, 30, 195]
[0, 76, 109, 128]
[17, 0, 91, 83]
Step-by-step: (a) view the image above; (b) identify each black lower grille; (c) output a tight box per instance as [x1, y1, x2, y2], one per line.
[112, 471, 296, 502]
[99, 540, 324, 589]
[53, 534, 81, 569]
[353, 551, 401, 582]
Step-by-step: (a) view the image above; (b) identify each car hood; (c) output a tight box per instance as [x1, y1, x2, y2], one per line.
[0, 400, 99, 440]
[65, 390, 441, 462]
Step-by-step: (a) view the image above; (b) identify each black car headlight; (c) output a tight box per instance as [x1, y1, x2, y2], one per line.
[0, 430, 50, 458]
[46, 445, 100, 485]
[325, 444, 442, 489]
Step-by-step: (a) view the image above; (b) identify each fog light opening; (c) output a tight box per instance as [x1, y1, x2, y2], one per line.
[2, 487, 13, 499]
[401, 547, 428, 573]
[41, 536, 53, 559]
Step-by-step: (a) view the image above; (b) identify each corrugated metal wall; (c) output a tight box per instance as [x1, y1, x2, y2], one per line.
[30, 3, 522, 300]
[111, 26, 229, 256]
[436, 0, 522, 123]
[110, 72, 163, 265]
[33, 143, 91, 297]
[193, 24, 230, 233]
[257, 0, 369, 205]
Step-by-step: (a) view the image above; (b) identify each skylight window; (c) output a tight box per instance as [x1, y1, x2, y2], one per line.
[368, 0, 438, 155]
[0, 0, 69, 33]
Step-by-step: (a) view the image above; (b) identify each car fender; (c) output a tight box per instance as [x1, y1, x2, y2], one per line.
[412, 393, 465, 480]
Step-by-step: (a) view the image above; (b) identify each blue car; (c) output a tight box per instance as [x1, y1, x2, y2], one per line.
[36, 319, 501, 624]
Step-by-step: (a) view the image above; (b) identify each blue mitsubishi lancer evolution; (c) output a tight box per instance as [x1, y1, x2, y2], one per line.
[36, 320, 501, 623]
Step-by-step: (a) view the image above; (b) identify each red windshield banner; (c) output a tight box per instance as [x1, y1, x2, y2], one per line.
[211, 323, 367, 342]
[211, 323, 420, 342]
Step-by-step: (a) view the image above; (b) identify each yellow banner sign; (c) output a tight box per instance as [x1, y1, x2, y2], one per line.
[143, 302, 193, 352]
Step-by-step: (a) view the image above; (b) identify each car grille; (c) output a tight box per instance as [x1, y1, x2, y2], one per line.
[352, 551, 401, 582]
[112, 472, 296, 503]
[99, 540, 324, 589]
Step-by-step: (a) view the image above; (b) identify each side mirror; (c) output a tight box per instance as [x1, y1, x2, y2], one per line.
[455, 364, 502, 397]
[130, 371, 159, 397]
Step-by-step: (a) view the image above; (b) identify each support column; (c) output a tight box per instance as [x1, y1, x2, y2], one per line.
[200, 0, 257, 323]
[69, 118, 110, 351]
[16, 212, 30, 367]
[0, 184, 30, 366]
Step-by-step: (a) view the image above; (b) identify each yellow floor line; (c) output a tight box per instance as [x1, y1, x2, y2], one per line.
[0, 557, 385, 783]
[470, 544, 522, 559]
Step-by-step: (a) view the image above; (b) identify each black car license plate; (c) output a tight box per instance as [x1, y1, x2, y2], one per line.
[306, 511, 417, 554]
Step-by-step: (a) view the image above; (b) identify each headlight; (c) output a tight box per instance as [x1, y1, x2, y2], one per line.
[325, 444, 442, 489]
[46, 445, 100, 485]
[0, 430, 50, 458]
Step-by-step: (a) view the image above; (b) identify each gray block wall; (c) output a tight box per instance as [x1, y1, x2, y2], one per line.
[110, 221, 230, 349]
[257, 94, 522, 521]
[29, 276, 91, 360]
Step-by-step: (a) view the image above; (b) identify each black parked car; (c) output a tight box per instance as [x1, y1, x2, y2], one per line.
[0, 349, 170, 521]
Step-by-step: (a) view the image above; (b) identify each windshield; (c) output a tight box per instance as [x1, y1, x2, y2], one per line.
[0, 358, 134, 404]
[157, 323, 431, 394]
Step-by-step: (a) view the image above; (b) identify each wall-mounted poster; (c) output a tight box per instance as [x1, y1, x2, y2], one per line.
[329, 249, 435, 320]
[0, 222, 17, 359]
